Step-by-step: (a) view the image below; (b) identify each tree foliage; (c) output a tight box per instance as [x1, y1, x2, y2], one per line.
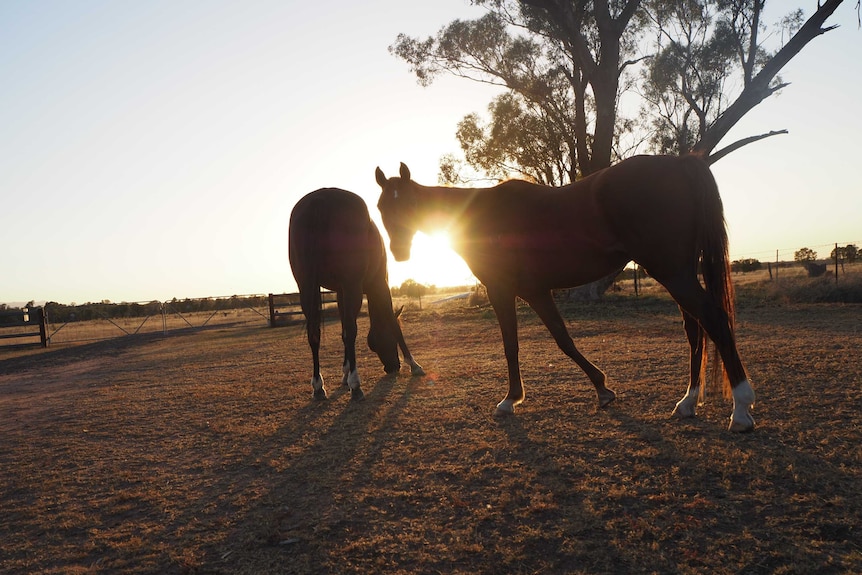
[732, 258, 762, 273]
[831, 244, 859, 264]
[391, 0, 849, 299]
[395, 279, 429, 301]
[391, 0, 847, 182]
[391, 2, 642, 182]
[444, 92, 576, 185]
[794, 247, 818, 263]
[642, 0, 812, 157]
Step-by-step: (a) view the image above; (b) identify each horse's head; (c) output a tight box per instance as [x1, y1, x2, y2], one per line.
[375, 163, 417, 262]
[366, 305, 403, 374]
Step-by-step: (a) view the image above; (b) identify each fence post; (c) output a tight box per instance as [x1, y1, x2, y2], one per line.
[37, 307, 48, 347]
[835, 243, 839, 284]
[268, 294, 276, 327]
[776, 250, 779, 280]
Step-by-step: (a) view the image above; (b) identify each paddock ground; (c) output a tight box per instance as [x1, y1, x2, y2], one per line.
[1, 298, 860, 574]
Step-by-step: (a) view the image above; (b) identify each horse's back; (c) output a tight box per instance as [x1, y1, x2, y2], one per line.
[290, 188, 369, 227]
[463, 155, 715, 286]
[289, 188, 383, 292]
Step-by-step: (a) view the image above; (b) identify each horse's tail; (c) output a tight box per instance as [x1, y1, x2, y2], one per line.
[688, 155, 735, 398]
[308, 203, 325, 338]
[305, 280, 323, 341]
[294, 198, 324, 342]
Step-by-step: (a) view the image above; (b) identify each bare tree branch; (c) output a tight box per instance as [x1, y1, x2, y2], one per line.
[693, 0, 843, 156]
[705, 129, 789, 165]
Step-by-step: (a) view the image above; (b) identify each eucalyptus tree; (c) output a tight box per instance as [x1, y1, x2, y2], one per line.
[391, 0, 849, 296]
[643, 0, 846, 161]
[392, 0, 847, 178]
[391, 1, 646, 183]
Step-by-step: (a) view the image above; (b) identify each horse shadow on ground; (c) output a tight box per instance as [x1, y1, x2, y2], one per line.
[190, 368, 422, 570]
[493, 410, 639, 573]
[493, 398, 860, 575]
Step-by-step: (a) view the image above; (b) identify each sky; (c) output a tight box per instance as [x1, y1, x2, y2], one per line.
[1, 1, 860, 306]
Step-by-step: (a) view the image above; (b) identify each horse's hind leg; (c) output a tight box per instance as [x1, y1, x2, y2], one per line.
[672, 311, 705, 419]
[523, 291, 615, 408]
[338, 288, 365, 401]
[300, 289, 326, 400]
[663, 277, 754, 432]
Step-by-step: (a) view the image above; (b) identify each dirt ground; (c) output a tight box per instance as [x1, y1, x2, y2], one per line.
[1, 298, 860, 574]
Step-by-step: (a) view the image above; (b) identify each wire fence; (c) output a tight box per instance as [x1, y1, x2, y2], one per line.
[3, 240, 859, 349]
[40, 294, 275, 347]
[729, 240, 861, 267]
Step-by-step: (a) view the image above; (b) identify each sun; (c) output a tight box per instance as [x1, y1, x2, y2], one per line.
[388, 231, 475, 289]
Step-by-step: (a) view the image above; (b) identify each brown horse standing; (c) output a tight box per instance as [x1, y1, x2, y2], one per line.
[289, 188, 424, 401]
[376, 155, 755, 432]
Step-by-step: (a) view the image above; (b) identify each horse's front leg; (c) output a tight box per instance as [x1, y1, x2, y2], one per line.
[522, 290, 614, 408]
[486, 288, 524, 416]
[404, 354, 425, 376]
[300, 289, 326, 400]
[394, 319, 426, 376]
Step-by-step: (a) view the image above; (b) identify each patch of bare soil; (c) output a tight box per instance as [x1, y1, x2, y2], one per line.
[1, 300, 860, 574]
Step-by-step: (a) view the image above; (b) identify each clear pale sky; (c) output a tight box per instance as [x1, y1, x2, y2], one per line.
[2, 1, 860, 305]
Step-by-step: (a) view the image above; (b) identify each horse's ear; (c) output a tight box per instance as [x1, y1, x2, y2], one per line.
[399, 163, 410, 181]
[375, 167, 386, 187]
[394, 305, 404, 319]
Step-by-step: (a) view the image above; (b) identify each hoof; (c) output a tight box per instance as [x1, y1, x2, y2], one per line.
[671, 405, 695, 419]
[672, 386, 700, 419]
[729, 379, 756, 432]
[411, 364, 426, 377]
[311, 375, 326, 400]
[672, 401, 696, 419]
[728, 414, 755, 433]
[350, 388, 365, 402]
[597, 388, 616, 408]
[494, 398, 517, 416]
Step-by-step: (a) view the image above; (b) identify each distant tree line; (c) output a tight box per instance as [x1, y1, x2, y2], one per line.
[41, 295, 269, 324]
[391, 279, 432, 299]
[732, 259, 763, 273]
[794, 244, 859, 277]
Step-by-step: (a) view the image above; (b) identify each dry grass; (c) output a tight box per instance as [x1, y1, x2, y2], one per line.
[1, 298, 860, 574]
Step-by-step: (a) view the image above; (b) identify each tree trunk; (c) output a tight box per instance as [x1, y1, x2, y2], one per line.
[565, 268, 620, 302]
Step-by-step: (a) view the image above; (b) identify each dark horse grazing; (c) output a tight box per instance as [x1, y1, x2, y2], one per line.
[289, 188, 424, 401]
[376, 155, 755, 432]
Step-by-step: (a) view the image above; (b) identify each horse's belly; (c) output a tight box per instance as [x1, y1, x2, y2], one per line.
[520, 250, 627, 288]
[465, 245, 627, 290]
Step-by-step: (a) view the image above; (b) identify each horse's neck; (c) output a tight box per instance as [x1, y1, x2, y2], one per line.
[366, 283, 393, 321]
[414, 184, 482, 233]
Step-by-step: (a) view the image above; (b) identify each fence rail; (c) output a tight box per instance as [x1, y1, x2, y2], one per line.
[0, 307, 48, 347]
[0, 293, 349, 348]
[268, 291, 337, 327]
[3, 242, 858, 350]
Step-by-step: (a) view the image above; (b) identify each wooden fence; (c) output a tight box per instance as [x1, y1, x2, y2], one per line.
[0, 307, 49, 347]
[268, 292, 337, 327]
